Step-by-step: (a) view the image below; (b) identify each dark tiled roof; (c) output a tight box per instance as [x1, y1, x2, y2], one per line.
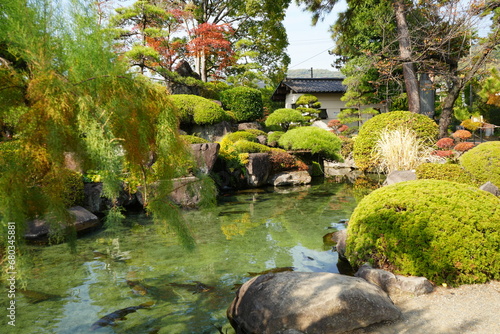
[271, 78, 346, 101]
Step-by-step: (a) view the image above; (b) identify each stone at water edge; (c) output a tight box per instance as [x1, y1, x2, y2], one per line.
[268, 171, 312, 187]
[246, 153, 270, 187]
[227, 271, 401, 334]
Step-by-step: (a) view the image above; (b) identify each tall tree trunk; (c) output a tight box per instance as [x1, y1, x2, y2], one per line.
[438, 78, 462, 138]
[393, 0, 420, 114]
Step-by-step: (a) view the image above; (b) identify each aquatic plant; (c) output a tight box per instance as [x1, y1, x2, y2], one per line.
[346, 179, 500, 286]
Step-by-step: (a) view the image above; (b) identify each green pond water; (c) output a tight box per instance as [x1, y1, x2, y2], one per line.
[3, 179, 375, 334]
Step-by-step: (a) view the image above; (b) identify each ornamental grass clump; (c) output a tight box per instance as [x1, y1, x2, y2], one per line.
[373, 127, 434, 174]
[346, 179, 500, 286]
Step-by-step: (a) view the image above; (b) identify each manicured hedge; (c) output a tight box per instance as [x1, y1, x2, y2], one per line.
[459, 141, 500, 187]
[346, 179, 500, 285]
[220, 86, 263, 122]
[353, 111, 438, 171]
[415, 163, 478, 186]
[278, 126, 342, 161]
[169, 94, 228, 125]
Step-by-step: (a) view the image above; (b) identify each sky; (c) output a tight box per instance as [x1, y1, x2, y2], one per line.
[284, 1, 347, 71]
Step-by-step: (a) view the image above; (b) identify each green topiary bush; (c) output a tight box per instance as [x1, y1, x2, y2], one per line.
[416, 163, 478, 185]
[233, 140, 272, 154]
[220, 86, 264, 122]
[265, 108, 306, 131]
[353, 110, 438, 171]
[169, 94, 228, 125]
[459, 141, 500, 187]
[244, 129, 267, 137]
[223, 131, 258, 144]
[278, 126, 342, 161]
[346, 179, 500, 286]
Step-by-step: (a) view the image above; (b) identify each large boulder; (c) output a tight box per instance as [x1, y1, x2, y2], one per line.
[227, 271, 401, 334]
[268, 171, 311, 187]
[136, 177, 203, 208]
[355, 264, 434, 297]
[192, 121, 235, 142]
[190, 143, 220, 173]
[246, 153, 270, 187]
[25, 206, 99, 241]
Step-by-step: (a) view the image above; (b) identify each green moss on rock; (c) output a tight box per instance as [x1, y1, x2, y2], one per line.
[459, 141, 500, 187]
[353, 111, 438, 171]
[346, 179, 500, 286]
[416, 163, 478, 185]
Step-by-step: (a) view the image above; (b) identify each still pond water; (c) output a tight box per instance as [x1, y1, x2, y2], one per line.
[4, 178, 377, 334]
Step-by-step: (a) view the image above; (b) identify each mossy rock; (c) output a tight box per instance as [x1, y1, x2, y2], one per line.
[415, 163, 478, 186]
[353, 110, 438, 171]
[180, 134, 210, 144]
[459, 141, 500, 188]
[223, 131, 259, 144]
[169, 94, 228, 125]
[278, 126, 342, 161]
[346, 179, 500, 286]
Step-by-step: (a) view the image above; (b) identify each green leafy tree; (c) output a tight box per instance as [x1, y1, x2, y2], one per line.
[265, 108, 306, 131]
[295, 94, 321, 122]
[0, 0, 213, 275]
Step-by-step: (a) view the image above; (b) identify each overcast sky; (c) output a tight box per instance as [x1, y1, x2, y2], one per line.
[284, 1, 347, 71]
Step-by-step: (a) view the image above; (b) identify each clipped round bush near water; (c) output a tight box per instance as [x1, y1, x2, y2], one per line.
[459, 141, 500, 187]
[278, 126, 342, 161]
[169, 94, 228, 125]
[220, 86, 263, 122]
[265, 108, 306, 131]
[346, 179, 500, 286]
[353, 110, 438, 171]
[416, 163, 477, 185]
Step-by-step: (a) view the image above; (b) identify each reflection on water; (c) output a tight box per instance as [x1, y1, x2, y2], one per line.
[4, 179, 375, 334]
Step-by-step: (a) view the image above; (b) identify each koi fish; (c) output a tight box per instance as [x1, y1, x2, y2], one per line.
[90, 301, 154, 330]
[167, 281, 214, 294]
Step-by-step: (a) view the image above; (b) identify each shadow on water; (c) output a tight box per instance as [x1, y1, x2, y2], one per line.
[11, 178, 376, 334]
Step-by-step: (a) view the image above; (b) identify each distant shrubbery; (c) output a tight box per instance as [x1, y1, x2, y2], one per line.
[346, 179, 500, 286]
[265, 108, 305, 131]
[169, 94, 229, 125]
[220, 87, 263, 122]
[278, 127, 342, 161]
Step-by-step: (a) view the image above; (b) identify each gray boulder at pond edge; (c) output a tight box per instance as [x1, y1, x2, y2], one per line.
[268, 171, 311, 187]
[227, 271, 401, 334]
[383, 170, 416, 186]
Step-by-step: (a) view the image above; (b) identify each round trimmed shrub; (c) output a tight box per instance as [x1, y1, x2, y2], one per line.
[220, 87, 263, 122]
[459, 141, 500, 187]
[180, 134, 210, 144]
[169, 94, 228, 125]
[346, 179, 500, 285]
[415, 163, 477, 185]
[265, 108, 306, 131]
[353, 110, 438, 171]
[223, 131, 258, 144]
[233, 140, 271, 154]
[278, 126, 342, 161]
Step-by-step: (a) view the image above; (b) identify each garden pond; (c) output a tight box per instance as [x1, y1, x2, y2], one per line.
[2, 178, 379, 334]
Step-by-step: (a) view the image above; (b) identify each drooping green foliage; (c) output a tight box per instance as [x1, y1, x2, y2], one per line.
[168, 94, 228, 125]
[459, 141, 500, 188]
[278, 126, 342, 161]
[353, 111, 438, 171]
[220, 86, 264, 122]
[0, 0, 206, 264]
[265, 108, 306, 131]
[346, 179, 500, 286]
[416, 163, 478, 186]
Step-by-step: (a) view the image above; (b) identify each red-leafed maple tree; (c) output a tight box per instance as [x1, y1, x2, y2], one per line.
[187, 23, 235, 82]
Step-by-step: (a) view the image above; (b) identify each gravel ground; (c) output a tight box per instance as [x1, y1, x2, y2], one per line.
[349, 281, 500, 334]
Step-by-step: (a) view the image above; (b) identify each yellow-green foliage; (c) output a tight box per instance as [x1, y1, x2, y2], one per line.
[459, 141, 500, 187]
[353, 111, 438, 171]
[42, 169, 84, 207]
[265, 108, 305, 131]
[220, 86, 264, 122]
[224, 131, 258, 143]
[268, 131, 284, 146]
[168, 94, 228, 125]
[278, 126, 342, 161]
[346, 179, 500, 286]
[180, 134, 210, 144]
[416, 163, 478, 186]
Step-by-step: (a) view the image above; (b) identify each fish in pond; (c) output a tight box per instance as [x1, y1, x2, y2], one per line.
[247, 266, 295, 277]
[90, 301, 155, 330]
[126, 280, 151, 296]
[167, 281, 214, 294]
[17, 289, 62, 303]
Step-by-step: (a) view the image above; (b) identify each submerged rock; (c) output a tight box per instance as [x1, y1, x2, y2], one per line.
[227, 271, 401, 334]
[268, 171, 311, 187]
